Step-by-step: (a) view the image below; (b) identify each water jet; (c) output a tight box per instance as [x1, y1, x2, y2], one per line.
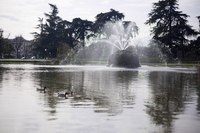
[102, 21, 141, 68]
[73, 21, 141, 68]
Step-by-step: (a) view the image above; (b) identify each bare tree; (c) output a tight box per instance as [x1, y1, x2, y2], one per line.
[13, 35, 24, 58]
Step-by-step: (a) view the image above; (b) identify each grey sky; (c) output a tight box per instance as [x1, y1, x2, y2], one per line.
[0, 0, 199, 45]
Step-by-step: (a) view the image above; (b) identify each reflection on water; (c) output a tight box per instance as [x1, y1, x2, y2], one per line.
[0, 64, 200, 133]
[197, 67, 200, 114]
[34, 69, 137, 116]
[146, 72, 198, 132]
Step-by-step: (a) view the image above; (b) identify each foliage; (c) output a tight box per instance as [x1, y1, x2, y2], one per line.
[186, 36, 200, 60]
[44, 4, 64, 58]
[33, 5, 126, 59]
[32, 17, 46, 58]
[0, 28, 14, 58]
[178, 16, 200, 61]
[93, 9, 124, 36]
[57, 42, 71, 59]
[12, 35, 24, 58]
[198, 16, 200, 32]
[33, 4, 94, 58]
[145, 0, 198, 60]
[0, 28, 3, 55]
[123, 21, 139, 37]
[70, 18, 93, 47]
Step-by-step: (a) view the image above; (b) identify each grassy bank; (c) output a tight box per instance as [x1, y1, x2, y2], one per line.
[141, 62, 200, 67]
[0, 59, 52, 64]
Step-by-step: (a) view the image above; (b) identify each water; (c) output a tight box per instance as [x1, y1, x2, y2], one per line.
[0, 64, 200, 133]
[101, 21, 138, 50]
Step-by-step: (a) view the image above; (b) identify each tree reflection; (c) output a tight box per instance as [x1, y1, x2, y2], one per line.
[34, 69, 138, 116]
[82, 71, 137, 115]
[33, 68, 76, 118]
[196, 67, 200, 114]
[146, 71, 197, 132]
[0, 67, 3, 91]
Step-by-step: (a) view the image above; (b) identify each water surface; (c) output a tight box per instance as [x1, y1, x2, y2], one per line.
[0, 64, 199, 133]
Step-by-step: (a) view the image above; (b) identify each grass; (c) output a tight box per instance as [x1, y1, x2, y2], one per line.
[0, 59, 52, 64]
[140, 57, 200, 67]
[141, 62, 200, 67]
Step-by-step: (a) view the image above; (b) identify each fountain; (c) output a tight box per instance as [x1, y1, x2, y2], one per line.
[71, 21, 140, 68]
[102, 21, 141, 68]
[108, 46, 140, 68]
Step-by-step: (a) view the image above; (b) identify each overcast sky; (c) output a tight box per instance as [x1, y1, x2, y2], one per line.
[0, 0, 199, 45]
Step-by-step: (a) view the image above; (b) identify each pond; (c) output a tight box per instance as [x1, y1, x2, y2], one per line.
[0, 64, 200, 133]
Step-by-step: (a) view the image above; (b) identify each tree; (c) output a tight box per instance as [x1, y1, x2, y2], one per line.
[33, 4, 71, 58]
[12, 35, 24, 58]
[70, 18, 93, 47]
[0, 29, 3, 56]
[2, 39, 14, 58]
[0, 28, 14, 58]
[43, 4, 63, 58]
[57, 20, 72, 44]
[145, 0, 197, 59]
[32, 17, 46, 58]
[187, 16, 200, 60]
[123, 21, 139, 38]
[197, 16, 200, 32]
[33, 5, 128, 59]
[94, 9, 124, 35]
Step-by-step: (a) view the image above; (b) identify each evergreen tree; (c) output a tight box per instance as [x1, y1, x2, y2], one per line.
[32, 17, 46, 58]
[145, 0, 197, 59]
[43, 4, 62, 58]
[0, 29, 3, 56]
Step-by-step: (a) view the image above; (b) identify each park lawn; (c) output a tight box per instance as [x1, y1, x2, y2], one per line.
[141, 62, 200, 67]
[0, 59, 52, 64]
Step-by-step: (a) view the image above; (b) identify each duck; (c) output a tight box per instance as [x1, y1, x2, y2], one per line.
[58, 92, 68, 99]
[57, 92, 69, 99]
[36, 86, 47, 93]
[65, 90, 73, 96]
[57, 90, 73, 99]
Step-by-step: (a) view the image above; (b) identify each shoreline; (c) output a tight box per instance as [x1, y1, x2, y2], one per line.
[0, 59, 52, 64]
[0, 59, 200, 67]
